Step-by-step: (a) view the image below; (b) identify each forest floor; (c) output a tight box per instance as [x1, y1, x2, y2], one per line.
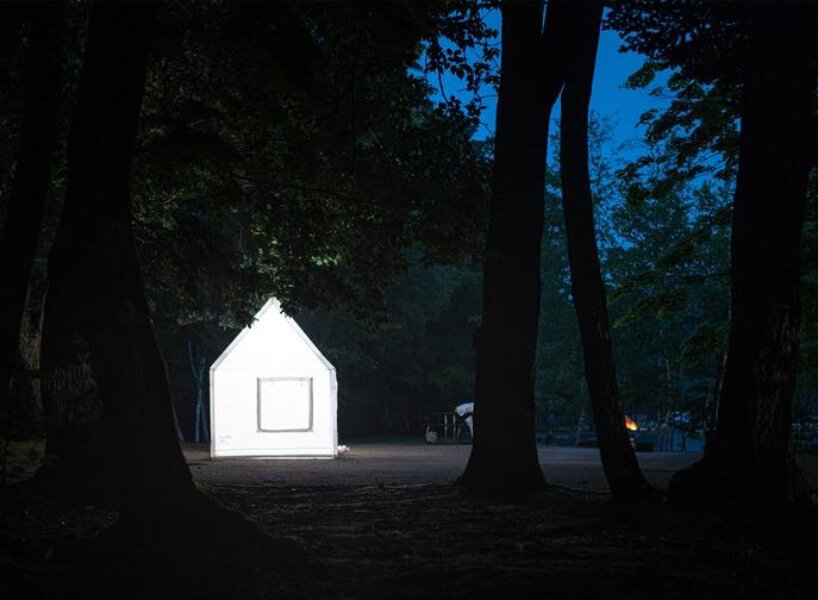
[1, 439, 817, 599]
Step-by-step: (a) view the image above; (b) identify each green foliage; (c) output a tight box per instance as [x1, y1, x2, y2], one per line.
[133, 1, 490, 330]
[118, 2, 494, 436]
[11, 0, 810, 441]
[0, 4, 26, 227]
[606, 2, 818, 432]
[609, 180, 731, 421]
[297, 253, 481, 433]
[536, 116, 734, 432]
[535, 184, 584, 427]
[606, 2, 746, 197]
[421, 1, 500, 123]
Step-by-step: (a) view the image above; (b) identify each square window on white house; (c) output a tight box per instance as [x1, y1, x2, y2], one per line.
[257, 377, 313, 432]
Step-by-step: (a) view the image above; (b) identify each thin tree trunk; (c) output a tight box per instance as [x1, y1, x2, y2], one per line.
[461, 0, 571, 492]
[660, 357, 673, 451]
[0, 2, 63, 437]
[558, 2, 650, 499]
[669, 4, 818, 507]
[703, 378, 713, 434]
[703, 357, 724, 452]
[188, 339, 208, 444]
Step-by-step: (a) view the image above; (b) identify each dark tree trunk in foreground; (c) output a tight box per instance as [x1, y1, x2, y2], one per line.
[42, 2, 303, 576]
[669, 5, 818, 508]
[40, 1, 192, 507]
[461, 1, 571, 492]
[39, 301, 108, 500]
[559, 3, 651, 500]
[0, 3, 63, 438]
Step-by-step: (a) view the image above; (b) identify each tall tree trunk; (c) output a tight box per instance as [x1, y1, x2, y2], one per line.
[44, 3, 303, 579]
[669, 4, 818, 507]
[0, 3, 63, 439]
[461, 1, 571, 492]
[48, 0, 195, 509]
[40, 228, 107, 502]
[558, 2, 651, 500]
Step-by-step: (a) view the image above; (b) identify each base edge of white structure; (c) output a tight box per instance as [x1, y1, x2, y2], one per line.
[211, 448, 338, 459]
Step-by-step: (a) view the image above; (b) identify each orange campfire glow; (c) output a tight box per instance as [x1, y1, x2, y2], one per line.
[624, 416, 638, 432]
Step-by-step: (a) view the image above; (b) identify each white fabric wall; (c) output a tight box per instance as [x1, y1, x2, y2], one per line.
[210, 299, 338, 458]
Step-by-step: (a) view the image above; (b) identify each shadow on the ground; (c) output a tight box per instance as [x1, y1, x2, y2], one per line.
[3, 480, 817, 599]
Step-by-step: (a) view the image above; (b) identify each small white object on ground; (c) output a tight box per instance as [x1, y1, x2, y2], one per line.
[337, 444, 350, 454]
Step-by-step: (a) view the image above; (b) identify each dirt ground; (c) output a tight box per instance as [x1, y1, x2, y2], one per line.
[2, 442, 818, 599]
[189, 443, 718, 490]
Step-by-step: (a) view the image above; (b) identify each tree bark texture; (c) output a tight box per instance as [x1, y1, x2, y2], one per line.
[0, 3, 63, 438]
[669, 5, 818, 507]
[558, 2, 651, 500]
[36, 7, 308, 573]
[11, 302, 43, 435]
[42, 1, 195, 509]
[461, 1, 572, 492]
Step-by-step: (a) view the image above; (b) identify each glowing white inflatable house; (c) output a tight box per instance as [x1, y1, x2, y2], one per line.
[209, 298, 338, 458]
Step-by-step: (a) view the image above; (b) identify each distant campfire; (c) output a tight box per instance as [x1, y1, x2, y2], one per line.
[624, 416, 638, 432]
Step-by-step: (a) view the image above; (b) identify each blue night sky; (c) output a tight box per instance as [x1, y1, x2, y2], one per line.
[430, 12, 671, 160]
[585, 29, 669, 151]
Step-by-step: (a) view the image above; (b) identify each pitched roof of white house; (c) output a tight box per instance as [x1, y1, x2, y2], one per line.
[210, 298, 334, 373]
